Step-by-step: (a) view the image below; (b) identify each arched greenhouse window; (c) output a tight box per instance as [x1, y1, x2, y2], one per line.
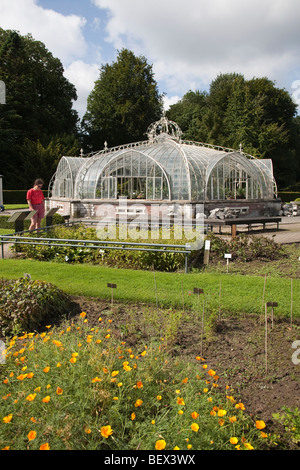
[205, 153, 266, 200]
[95, 150, 171, 200]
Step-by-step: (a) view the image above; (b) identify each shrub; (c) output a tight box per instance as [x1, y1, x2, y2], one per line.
[206, 233, 285, 262]
[0, 277, 72, 336]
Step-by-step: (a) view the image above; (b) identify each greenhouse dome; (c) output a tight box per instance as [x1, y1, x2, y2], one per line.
[48, 115, 279, 219]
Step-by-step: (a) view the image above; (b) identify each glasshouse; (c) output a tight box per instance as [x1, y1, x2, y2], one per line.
[46, 116, 280, 219]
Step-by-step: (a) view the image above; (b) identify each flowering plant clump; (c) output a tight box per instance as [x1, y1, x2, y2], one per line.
[0, 312, 269, 450]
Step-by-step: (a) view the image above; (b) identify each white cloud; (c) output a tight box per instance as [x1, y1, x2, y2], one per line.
[163, 95, 181, 111]
[0, 0, 87, 64]
[93, 0, 300, 94]
[64, 61, 100, 117]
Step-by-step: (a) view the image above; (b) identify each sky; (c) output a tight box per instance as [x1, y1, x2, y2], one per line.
[1, 0, 300, 119]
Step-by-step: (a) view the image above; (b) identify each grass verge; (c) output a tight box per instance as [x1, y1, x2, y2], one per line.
[0, 258, 299, 318]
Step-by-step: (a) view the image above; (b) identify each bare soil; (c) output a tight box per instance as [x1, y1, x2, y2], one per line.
[67, 295, 300, 448]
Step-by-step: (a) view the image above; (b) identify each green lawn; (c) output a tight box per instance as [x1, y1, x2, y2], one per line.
[0, 258, 299, 318]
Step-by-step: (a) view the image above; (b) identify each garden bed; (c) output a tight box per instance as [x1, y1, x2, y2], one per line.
[67, 295, 300, 448]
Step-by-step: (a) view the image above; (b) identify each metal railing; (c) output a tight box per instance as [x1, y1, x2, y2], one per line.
[0, 232, 193, 273]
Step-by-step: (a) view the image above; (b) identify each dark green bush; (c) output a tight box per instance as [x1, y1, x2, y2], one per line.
[206, 232, 285, 262]
[0, 277, 73, 336]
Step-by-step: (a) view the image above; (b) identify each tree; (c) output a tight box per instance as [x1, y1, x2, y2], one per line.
[0, 28, 79, 188]
[82, 49, 163, 150]
[167, 73, 299, 188]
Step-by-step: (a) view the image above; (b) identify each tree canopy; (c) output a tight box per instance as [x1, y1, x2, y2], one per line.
[0, 28, 80, 189]
[82, 49, 164, 150]
[167, 73, 300, 188]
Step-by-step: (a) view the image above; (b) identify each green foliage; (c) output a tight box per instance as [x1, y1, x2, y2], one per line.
[0, 316, 268, 450]
[13, 224, 188, 272]
[207, 232, 285, 262]
[273, 407, 300, 447]
[167, 73, 300, 188]
[0, 28, 79, 189]
[82, 48, 163, 150]
[0, 277, 72, 336]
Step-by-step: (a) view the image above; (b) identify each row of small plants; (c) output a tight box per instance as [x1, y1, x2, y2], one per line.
[12, 225, 191, 272]
[11, 223, 284, 271]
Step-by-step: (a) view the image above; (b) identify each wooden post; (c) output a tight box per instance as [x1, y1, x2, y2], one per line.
[107, 283, 117, 305]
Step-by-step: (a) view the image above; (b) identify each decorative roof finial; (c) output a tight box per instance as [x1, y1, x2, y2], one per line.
[147, 115, 182, 142]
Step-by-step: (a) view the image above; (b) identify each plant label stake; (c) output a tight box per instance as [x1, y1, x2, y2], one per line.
[190, 288, 205, 356]
[264, 301, 278, 373]
[107, 283, 117, 305]
[266, 302, 278, 329]
[204, 239, 211, 265]
[224, 253, 232, 273]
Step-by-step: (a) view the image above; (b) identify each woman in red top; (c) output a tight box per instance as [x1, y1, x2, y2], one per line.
[26, 179, 45, 230]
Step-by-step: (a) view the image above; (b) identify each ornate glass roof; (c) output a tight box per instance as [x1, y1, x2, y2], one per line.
[49, 116, 277, 202]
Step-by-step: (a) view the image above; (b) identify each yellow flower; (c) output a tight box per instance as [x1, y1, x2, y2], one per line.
[131, 413, 136, 421]
[191, 411, 199, 419]
[136, 381, 143, 388]
[177, 397, 185, 405]
[230, 437, 238, 445]
[17, 373, 27, 380]
[56, 387, 63, 395]
[235, 402, 245, 410]
[244, 442, 254, 450]
[80, 312, 87, 318]
[43, 366, 50, 373]
[3, 414, 13, 423]
[155, 439, 166, 450]
[218, 409, 227, 417]
[100, 425, 113, 438]
[111, 371, 119, 377]
[255, 420, 266, 430]
[134, 399, 143, 407]
[70, 357, 77, 364]
[92, 377, 102, 383]
[208, 369, 216, 376]
[229, 416, 237, 423]
[26, 393, 36, 402]
[42, 396, 51, 403]
[28, 430, 36, 441]
[40, 443, 50, 450]
[157, 395, 162, 401]
[191, 423, 199, 432]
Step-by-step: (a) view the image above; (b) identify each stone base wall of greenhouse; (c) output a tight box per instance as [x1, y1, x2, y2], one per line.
[45, 197, 282, 222]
